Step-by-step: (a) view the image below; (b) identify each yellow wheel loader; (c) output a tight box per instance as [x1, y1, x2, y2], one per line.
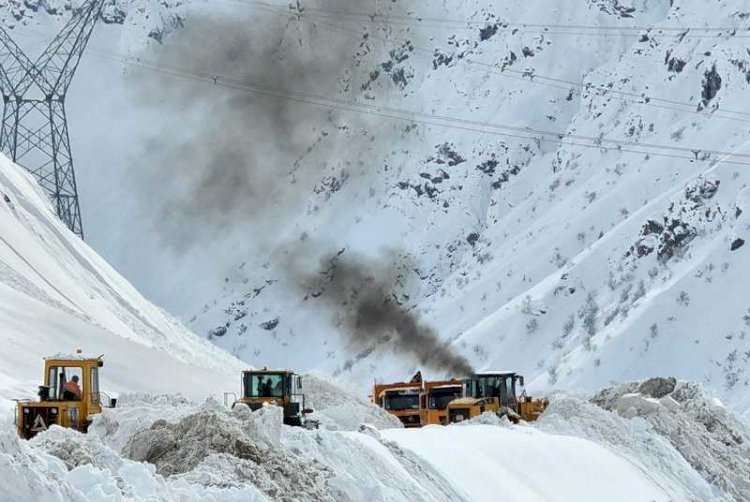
[231, 369, 317, 428]
[446, 371, 548, 424]
[446, 397, 500, 423]
[16, 354, 116, 439]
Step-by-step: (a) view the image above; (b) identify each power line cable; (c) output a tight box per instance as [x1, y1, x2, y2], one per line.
[12, 17, 750, 165]
[234, 0, 750, 37]
[239, 0, 750, 123]
[83, 48, 750, 166]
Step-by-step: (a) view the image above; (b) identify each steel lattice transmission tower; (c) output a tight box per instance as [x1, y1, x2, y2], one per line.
[0, 0, 105, 238]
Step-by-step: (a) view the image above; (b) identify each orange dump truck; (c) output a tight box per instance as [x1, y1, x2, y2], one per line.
[372, 381, 422, 428]
[419, 379, 463, 426]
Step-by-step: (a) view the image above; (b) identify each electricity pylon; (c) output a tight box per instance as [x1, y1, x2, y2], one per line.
[0, 0, 105, 238]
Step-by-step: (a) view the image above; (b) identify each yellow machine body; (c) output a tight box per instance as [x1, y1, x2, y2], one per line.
[419, 380, 463, 426]
[16, 356, 109, 439]
[235, 369, 311, 427]
[446, 371, 548, 424]
[445, 397, 500, 423]
[518, 396, 549, 422]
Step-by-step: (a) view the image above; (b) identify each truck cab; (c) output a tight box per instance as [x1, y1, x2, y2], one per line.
[235, 369, 313, 427]
[419, 380, 463, 426]
[16, 354, 115, 439]
[373, 381, 422, 428]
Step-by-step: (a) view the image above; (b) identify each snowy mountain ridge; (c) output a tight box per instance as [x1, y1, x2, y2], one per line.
[3, 0, 749, 416]
[5, 149, 743, 500]
[125, 0, 750, 417]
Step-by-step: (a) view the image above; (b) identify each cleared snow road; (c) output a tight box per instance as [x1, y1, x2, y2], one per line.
[380, 425, 674, 502]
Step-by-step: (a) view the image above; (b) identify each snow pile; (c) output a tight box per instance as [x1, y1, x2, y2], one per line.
[536, 394, 720, 500]
[7, 381, 748, 501]
[89, 393, 214, 452]
[301, 373, 402, 430]
[589, 377, 750, 501]
[122, 405, 334, 500]
[2, 426, 266, 501]
[454, 411, 513, 428]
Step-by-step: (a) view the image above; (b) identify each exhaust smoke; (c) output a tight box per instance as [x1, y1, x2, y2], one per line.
[289, 248, 474, 377]
[131, 0, 407, 248]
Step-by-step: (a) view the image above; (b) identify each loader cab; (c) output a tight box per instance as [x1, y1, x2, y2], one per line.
[16, 354, 115, 440]
[466, 371, 521, 411]
[237, 369, 312, 427]
[456, 371, 548, 423]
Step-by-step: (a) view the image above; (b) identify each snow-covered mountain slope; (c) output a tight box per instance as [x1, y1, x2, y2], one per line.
[137, 0, 749, 416]
[0, 0, 185, 45]
[0, 152, 245, 406]
[0, 165, 745, 502]
[4, 0, 750, 419]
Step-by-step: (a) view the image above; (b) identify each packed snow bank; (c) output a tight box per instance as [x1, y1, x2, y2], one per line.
[8, 384, 746, 501]
[382, 424, 677, 502]
[536, 395, 720, 500]
[301, 372, 402, 430]
[2, 427, 266, 501]
[589, 378, 750, 500]
[0, 154, 244, 411]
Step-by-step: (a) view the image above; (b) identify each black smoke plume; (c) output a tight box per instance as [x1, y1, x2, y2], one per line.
[290, 248, 474, 377]
[132, 0, 406, 247]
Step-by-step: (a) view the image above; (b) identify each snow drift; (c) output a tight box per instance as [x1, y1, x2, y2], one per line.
[9, 382, 748, 501]
[0, 152, 243, 409]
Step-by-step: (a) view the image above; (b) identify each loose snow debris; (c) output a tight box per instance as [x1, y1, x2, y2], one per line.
[589, 378, 750, 500]
[535, 394, 719, 500]
[122, 405, 335, 501]
[453, 411, 513, 427]
[12, 426, 267, 501]
[0, 430, 84, 501]
[89, 393, 207, 452]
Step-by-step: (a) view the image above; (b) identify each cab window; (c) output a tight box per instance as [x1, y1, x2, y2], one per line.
[91, 367, 100, 404]
[383, 390, 419, 410]
[427, 387, 462, 409]
[47, 366, 83, 401]
[245, 374, 285, 398]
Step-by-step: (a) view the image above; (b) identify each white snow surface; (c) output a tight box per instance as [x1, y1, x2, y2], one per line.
[5, 383, 747, 501]
[0, 388, 722, 501]
[0, 153, 244, 410]
[3, 1, 750, 500]
[0, 163, 745, 500]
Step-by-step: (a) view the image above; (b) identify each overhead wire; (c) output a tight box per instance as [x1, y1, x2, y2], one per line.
[81, 48, 750, 166]
[10, 13, 750, 166]
[233, 0, 750, 37]
[236, 0, 750, 124]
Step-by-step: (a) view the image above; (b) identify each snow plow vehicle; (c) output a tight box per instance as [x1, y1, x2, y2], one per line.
[232, 369, 316, 428]
[16, 354, 116, 439]
[419, 379, 463, 426]
[446, 371, 548, 424]
[372, 380, 422, 428]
